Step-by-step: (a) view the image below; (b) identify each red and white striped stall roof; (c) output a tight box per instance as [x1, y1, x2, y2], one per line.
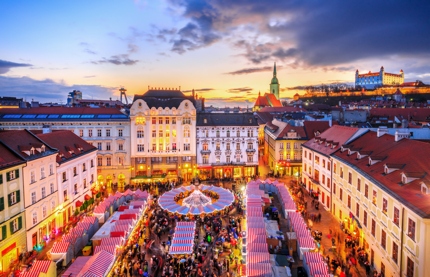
[20, 272, 38, 277]
[298, 237, 316, 249]
[247, 242, 268, 253]
[93, 203, 107, 213]
[247, 232, 267, 244]
[76, 221, 91, 231]
[100, 237, 124, 246]
[304, 252, 324, 263]
[24, 260, 53, 275]
[313, 274, 331, 277]
[169, 245, 193, 254]
[170, 239, 193, 246]
[79, 250, 114, 277]
[246, 207, 263, 217]
[62, 234, 75, 243]
[246, 262, 272, 277]
[112, 224, 131, 233]
[246, 252, 270, 264]
[176, 221, 195, 227]
[309, 262, 329, 276]
[123, 189, 133, 196]
[247, 227, 266, 236]
[82, 216, 98, 224]
[94, 244, 117, 255]
[51, 242, 71, 254]
[70, 227, 85, 238]
[115, 219, 134, 226]
[173, 232, 195, 238]
[130, 200, 146, 206]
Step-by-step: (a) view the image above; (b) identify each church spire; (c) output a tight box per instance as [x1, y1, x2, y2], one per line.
[273, 62, 277, 78]
[270, 62, 280, 100]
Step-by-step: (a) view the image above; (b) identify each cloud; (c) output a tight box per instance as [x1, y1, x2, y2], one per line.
[84, 75, 96, 78]
[91, 54, 139, 65]
[182, 88, 214, 93]
[227, 87, 253, 93]
[226, 66, 278, 75]
[79, 42, 97, 55]
[0, 76, 116, 102]
[0, 59, 32, 74]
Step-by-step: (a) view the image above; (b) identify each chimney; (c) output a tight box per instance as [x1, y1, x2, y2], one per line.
[42, 125, 51, 134]
[377, 126, 388, 137]
[395, 130, 409, 142]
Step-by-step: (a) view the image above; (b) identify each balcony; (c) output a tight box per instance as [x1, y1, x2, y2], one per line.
[200, 149, 211, 154]
[246, 148, 256, 153]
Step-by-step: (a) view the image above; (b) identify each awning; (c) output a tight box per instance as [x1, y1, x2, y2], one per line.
[75, 200, 83, 208]
[85, 194, 92, 201]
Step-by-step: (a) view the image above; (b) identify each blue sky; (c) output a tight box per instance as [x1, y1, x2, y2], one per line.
[1, 0, 430, 107]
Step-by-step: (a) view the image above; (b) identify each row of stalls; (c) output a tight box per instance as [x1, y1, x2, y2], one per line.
[54, 189, 148, 277]
[244, 181, 273, 277]
[20, 260, 56, 277]
[168, 221, 196, 255]
[259, 179, 330, 277]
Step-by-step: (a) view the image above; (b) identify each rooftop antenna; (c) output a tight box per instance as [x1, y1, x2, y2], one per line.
[119, 87, 128, 105]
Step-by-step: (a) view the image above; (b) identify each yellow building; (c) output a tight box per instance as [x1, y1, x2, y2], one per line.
[0, 145, 26, 272]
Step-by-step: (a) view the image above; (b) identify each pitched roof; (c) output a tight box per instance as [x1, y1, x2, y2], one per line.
[254, 95, 269, 107]
[302, 125, 366, 156]
[132, 89, 196, 109]
[303, 121, 331, 140]
[0, 130, 58, 160]
[0, 142, 26, 169]
[36, 130, 97, 164]
[196, 113, 258, 126]
[258, 106, 306, 113]
[370, 108, 430, 122]
[332, 131, 430, 218]
[265, 93, 282, 107]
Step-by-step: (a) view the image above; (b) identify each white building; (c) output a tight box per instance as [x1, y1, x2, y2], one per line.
[0, 130, 58, 251]
[355, 67, 404, 89]
[196, 113, 259, 180]
[0, 107, 130, 188]
[36, 129, 97, 232]
[129, 89, 197, 183]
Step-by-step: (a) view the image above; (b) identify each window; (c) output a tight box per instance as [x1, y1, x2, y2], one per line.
[172, 143, 177, 150]
[236, 154, 240, 163]
[50, 183, 54, 194]
[51, 201, 55, 212]
[73, 167, 77, 176]
[152, 117, 156, 124]
[340, 188, 343, 201]
[184, 143, 190, 151]
[333, 163, 336, 174]
[74, 184, 78, 194]
[49, 164, 54, 175]
[172, 118, 176, 124]
[347, 195, 351, 209]
[62, 172, 67, 182]
[42, 206, 47, 218]
[40, 167, 45, 179]
[137, 128, 144, 138]
[184, 128, 190, 138]
[203, 155, 209, 164]
[247, 155, 253, 163]
[137, 144, 145, 152]
[41, 187, 46, 198]
[152, 130, 156, 138]
[91, 159, 94, 168]
[216, 156, 220, 164]
[340, 167, 344, 178]
[322, 159, 325, 168]
[382, 198, 388, 214]
[408, 218, 415, 240]
[11, 217, 22, 233]
[83, 178, 87, 189]
[392, 242, 398, 264]
[381, 230, 386, 249]
[118, 129, 123, 137]
[327, 178, 331, 188]
[88, 129, 93, 137]
[356, 203, 360, 217]
[348, 172, 352, 184]
[227, 130, 230, 137]
[159, 143, 163, 151]
[393, 207, 400, 226]
[365, 184, 369, 198]
[106, 129, 111, 137]
[236, 130, 240, 137]
[226, 156, 231, 163]
[327, 162, 331, 171]
[97, 156, 103, 166]
[280, 142, 284, 149]
[226, 143, 230, 150]
[182, 117, 191, 124]
[106, 142, 111, 151]
[79, 129, 84, 137]
[97, 129, 102, 137]
[31, 192, 36, 204]
[118, 157, 124, 166]
[216, 130, 220, 138]
[294, 142, 299, 149]
[381, 263, 385, 277]
[106, 157, 112, 166]
[236, 143, 240, 150]
[372, 190, 377, 205]
[30, 171, 35, 183]
[371, 219, 376, 237]
[32, 212, 38, 225]
[286, 142, 290, 149]
[333, 183, 336, 195]
[165, 117, 169, 124]
[63, 190, 68, 201]
[159, 130, 163, 137]
[315, 156, 320, 165]
[204, 130, 209, 137]
[247, 129, 253, 137]
[363, 211, 368, 227]
[97, 142, 102, 150]
[406, 257, 414, 277]
[357, 179, 361, 191]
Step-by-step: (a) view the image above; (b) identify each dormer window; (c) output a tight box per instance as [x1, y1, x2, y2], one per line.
[421, 183, 429, 195]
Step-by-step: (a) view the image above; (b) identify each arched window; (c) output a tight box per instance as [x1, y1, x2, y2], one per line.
[184, 127, 190, 138]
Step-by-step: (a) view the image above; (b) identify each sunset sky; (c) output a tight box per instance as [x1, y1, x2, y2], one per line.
[1, 1, 429, 107]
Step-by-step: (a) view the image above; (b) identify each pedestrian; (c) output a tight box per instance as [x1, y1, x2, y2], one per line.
[318, 213, 322, 222]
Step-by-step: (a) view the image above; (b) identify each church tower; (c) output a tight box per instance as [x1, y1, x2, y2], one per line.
[270, 62, 280, 100]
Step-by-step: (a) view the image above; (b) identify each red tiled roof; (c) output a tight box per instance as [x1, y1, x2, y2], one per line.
[36, 130, 96, 164]
[0, 106, 124, 115]
[333, 131, 430, 218]
[265, 93, 283, 107]
[303, 121, 331, 140]
[302, 125, 364, 156]
[0, 143, 25, 168]
[370, 108, 430, 122]
[254, 95, 269, 107]
[259, 106, 306, 113]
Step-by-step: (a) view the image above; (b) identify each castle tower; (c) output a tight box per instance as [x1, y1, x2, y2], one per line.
[270, 62, 280, 100]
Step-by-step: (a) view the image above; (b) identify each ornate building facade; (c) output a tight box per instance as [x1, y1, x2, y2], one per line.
[129, 89, 197, 184]
[196, 113, 259, 180]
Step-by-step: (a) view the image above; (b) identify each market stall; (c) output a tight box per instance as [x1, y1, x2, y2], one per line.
[20, 260, 56, 277]
[49, 241, 73, 267]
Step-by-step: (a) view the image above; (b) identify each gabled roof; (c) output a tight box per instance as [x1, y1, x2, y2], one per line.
[332, 131, 430, 218]
[36, 130, 97, 164]
[265, 94, 282, 107]
[196, 113, 258, 126]
[0, 142, 26, 169]
[0, 130, 58, 160]
[302, 125, 366, 156]
[303, 121, 331, 140]
[254, 95, 269, 107]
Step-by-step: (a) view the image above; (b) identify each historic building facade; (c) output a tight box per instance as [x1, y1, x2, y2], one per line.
[196, 113, 259, 180]
[0, 107, 130, 188]
[0, 145, 26, 272]
[355, 67, 404, 89]
[129, 89, 197, 184]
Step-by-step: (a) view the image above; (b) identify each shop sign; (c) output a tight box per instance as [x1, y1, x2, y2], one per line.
[2, 242, 16, 256]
